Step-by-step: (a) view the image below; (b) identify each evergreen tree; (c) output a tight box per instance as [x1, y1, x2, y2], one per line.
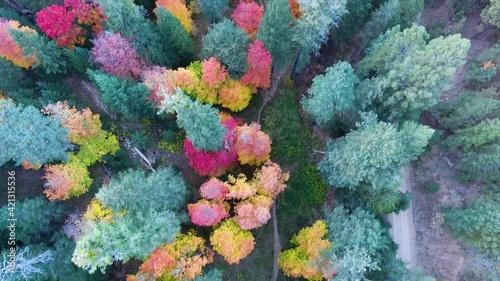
[335, 0, 375, 44]
[445, 192, 500, 255]
[434, 90, 500, 130]
[456, 143, 500, 183]
[481, 0, 500, 28]
[158, 89, 227, 151]
[301, 61, 359, 127]
[0, 99, 70, 168]
[88, 70, 155, 121]
[202, 19, 250, 76]
[357, 25, 470, 121]
[257, 0, 295, 70]
[0, 197, 65, 244]
[199, 0, 229, 23]
[317, 206, 393, 280]
[97, 0, 167, 66]
[446, 118, 500, 152]
[96, 167, 188, 213]
[73, 168, 188, 273]
[10, 28, 69, 75]
[155, 7, 195, 66]
[319, 113, 433, 189]
[293, 0, 348, 55]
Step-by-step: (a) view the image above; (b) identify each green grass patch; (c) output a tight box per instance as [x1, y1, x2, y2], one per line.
[261, 87, 316, 164]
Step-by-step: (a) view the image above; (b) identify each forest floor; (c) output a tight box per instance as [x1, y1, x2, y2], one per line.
[413, 2, 498, 280]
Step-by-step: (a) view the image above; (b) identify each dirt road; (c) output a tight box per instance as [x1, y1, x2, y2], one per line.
[386, 167, 418, 268]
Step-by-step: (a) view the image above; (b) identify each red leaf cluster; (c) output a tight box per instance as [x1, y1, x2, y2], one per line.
[91, 32, 149, 80]
[232, 1, 264, 36]
[184, 116, 238, 176]
[36, 0, 105, 48]
[241, 40, 272, 90]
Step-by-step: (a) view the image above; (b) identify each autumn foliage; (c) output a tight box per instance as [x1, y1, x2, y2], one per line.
[210, 220, 255, 264]
[279, 221, 335, 280]
[184, 116, 238, 176]
[232, 1, 264, 36]
[289, 0, 302, 18]
[43, 101, 101, 145]
[235, 123, 272, 166]
[188, 200, 230, 226]
[233, 195, 272, 230]
[199, 178, 229, 200]
[201, 57, 228, 88]
[155, 0, 193, 33]
[36, 0, 106, 48]
[44, 156, 92, 201]
[0, 19, 37, 68]
[42, 103, 118, 201]
[91, 32, 148, 80]
[241, 40, 273, 90]
[129, 232, 214, 280]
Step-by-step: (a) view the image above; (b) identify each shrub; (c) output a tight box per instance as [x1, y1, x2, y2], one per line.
[422, 181, 440, 194]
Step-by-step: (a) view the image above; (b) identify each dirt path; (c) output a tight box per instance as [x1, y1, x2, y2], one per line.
[386, 167, 418, 268]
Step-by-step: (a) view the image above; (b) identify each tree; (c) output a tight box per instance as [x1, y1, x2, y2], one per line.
[0, 99, 70, 168]
[257, 0, 295, 69]
[128, 232, 214, 280]
[434, 90, 500, 130]
[201, 57, 228, 88]
[88, 69, 155, 120]
[279, 220, 334, 280]
[200, 178, 230, 200]
[209, 219, 255, 264]
[42, 101, 102, 146]
[193, 269, 223, 281]
[35, 0, 105, 48]
[156, 88, 228, 151]
[183, 117, 237, 176]
[254, 160, 290, 198]
[90, 32, 148, 80]
[231, 1, 264, 36]
[9, 27, 70, 74]
[96, 167, 188, 213]
[225, 174, 258, 200]
[334, 0, 374, 43]
[202, 19, 250, 76]
[73, 168, 188, 273]
[0, 19, 37, 68]
[325, 207, 390, 260]
[301, 61, 359, 127]
[218, 79, 253, 112]
[456, 144, 500, 183]
[319, 113, 433, 189]
[241, 40, 273, 90]
[481, 0, 500, 28]
[156, 7, 195, 66]
[97, 0, 166, 65]
[0, 197, 65, 244]
[445, 192, 500, 255]
[446, 118, 500, 152]
[357, 25, 470, 121]
[233, 195, 273, 230]
[235, 123, 272, 166]
[176, 95, 227, 152]
[43, 156, 92, 200]
[0, 246, 53, 281]
[188, 200, 230, 226]
[73, 208, 182, 273]
[199, 0, 229, 23]
[292, 0, 347, 55]
[155, 0, 193, 33]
